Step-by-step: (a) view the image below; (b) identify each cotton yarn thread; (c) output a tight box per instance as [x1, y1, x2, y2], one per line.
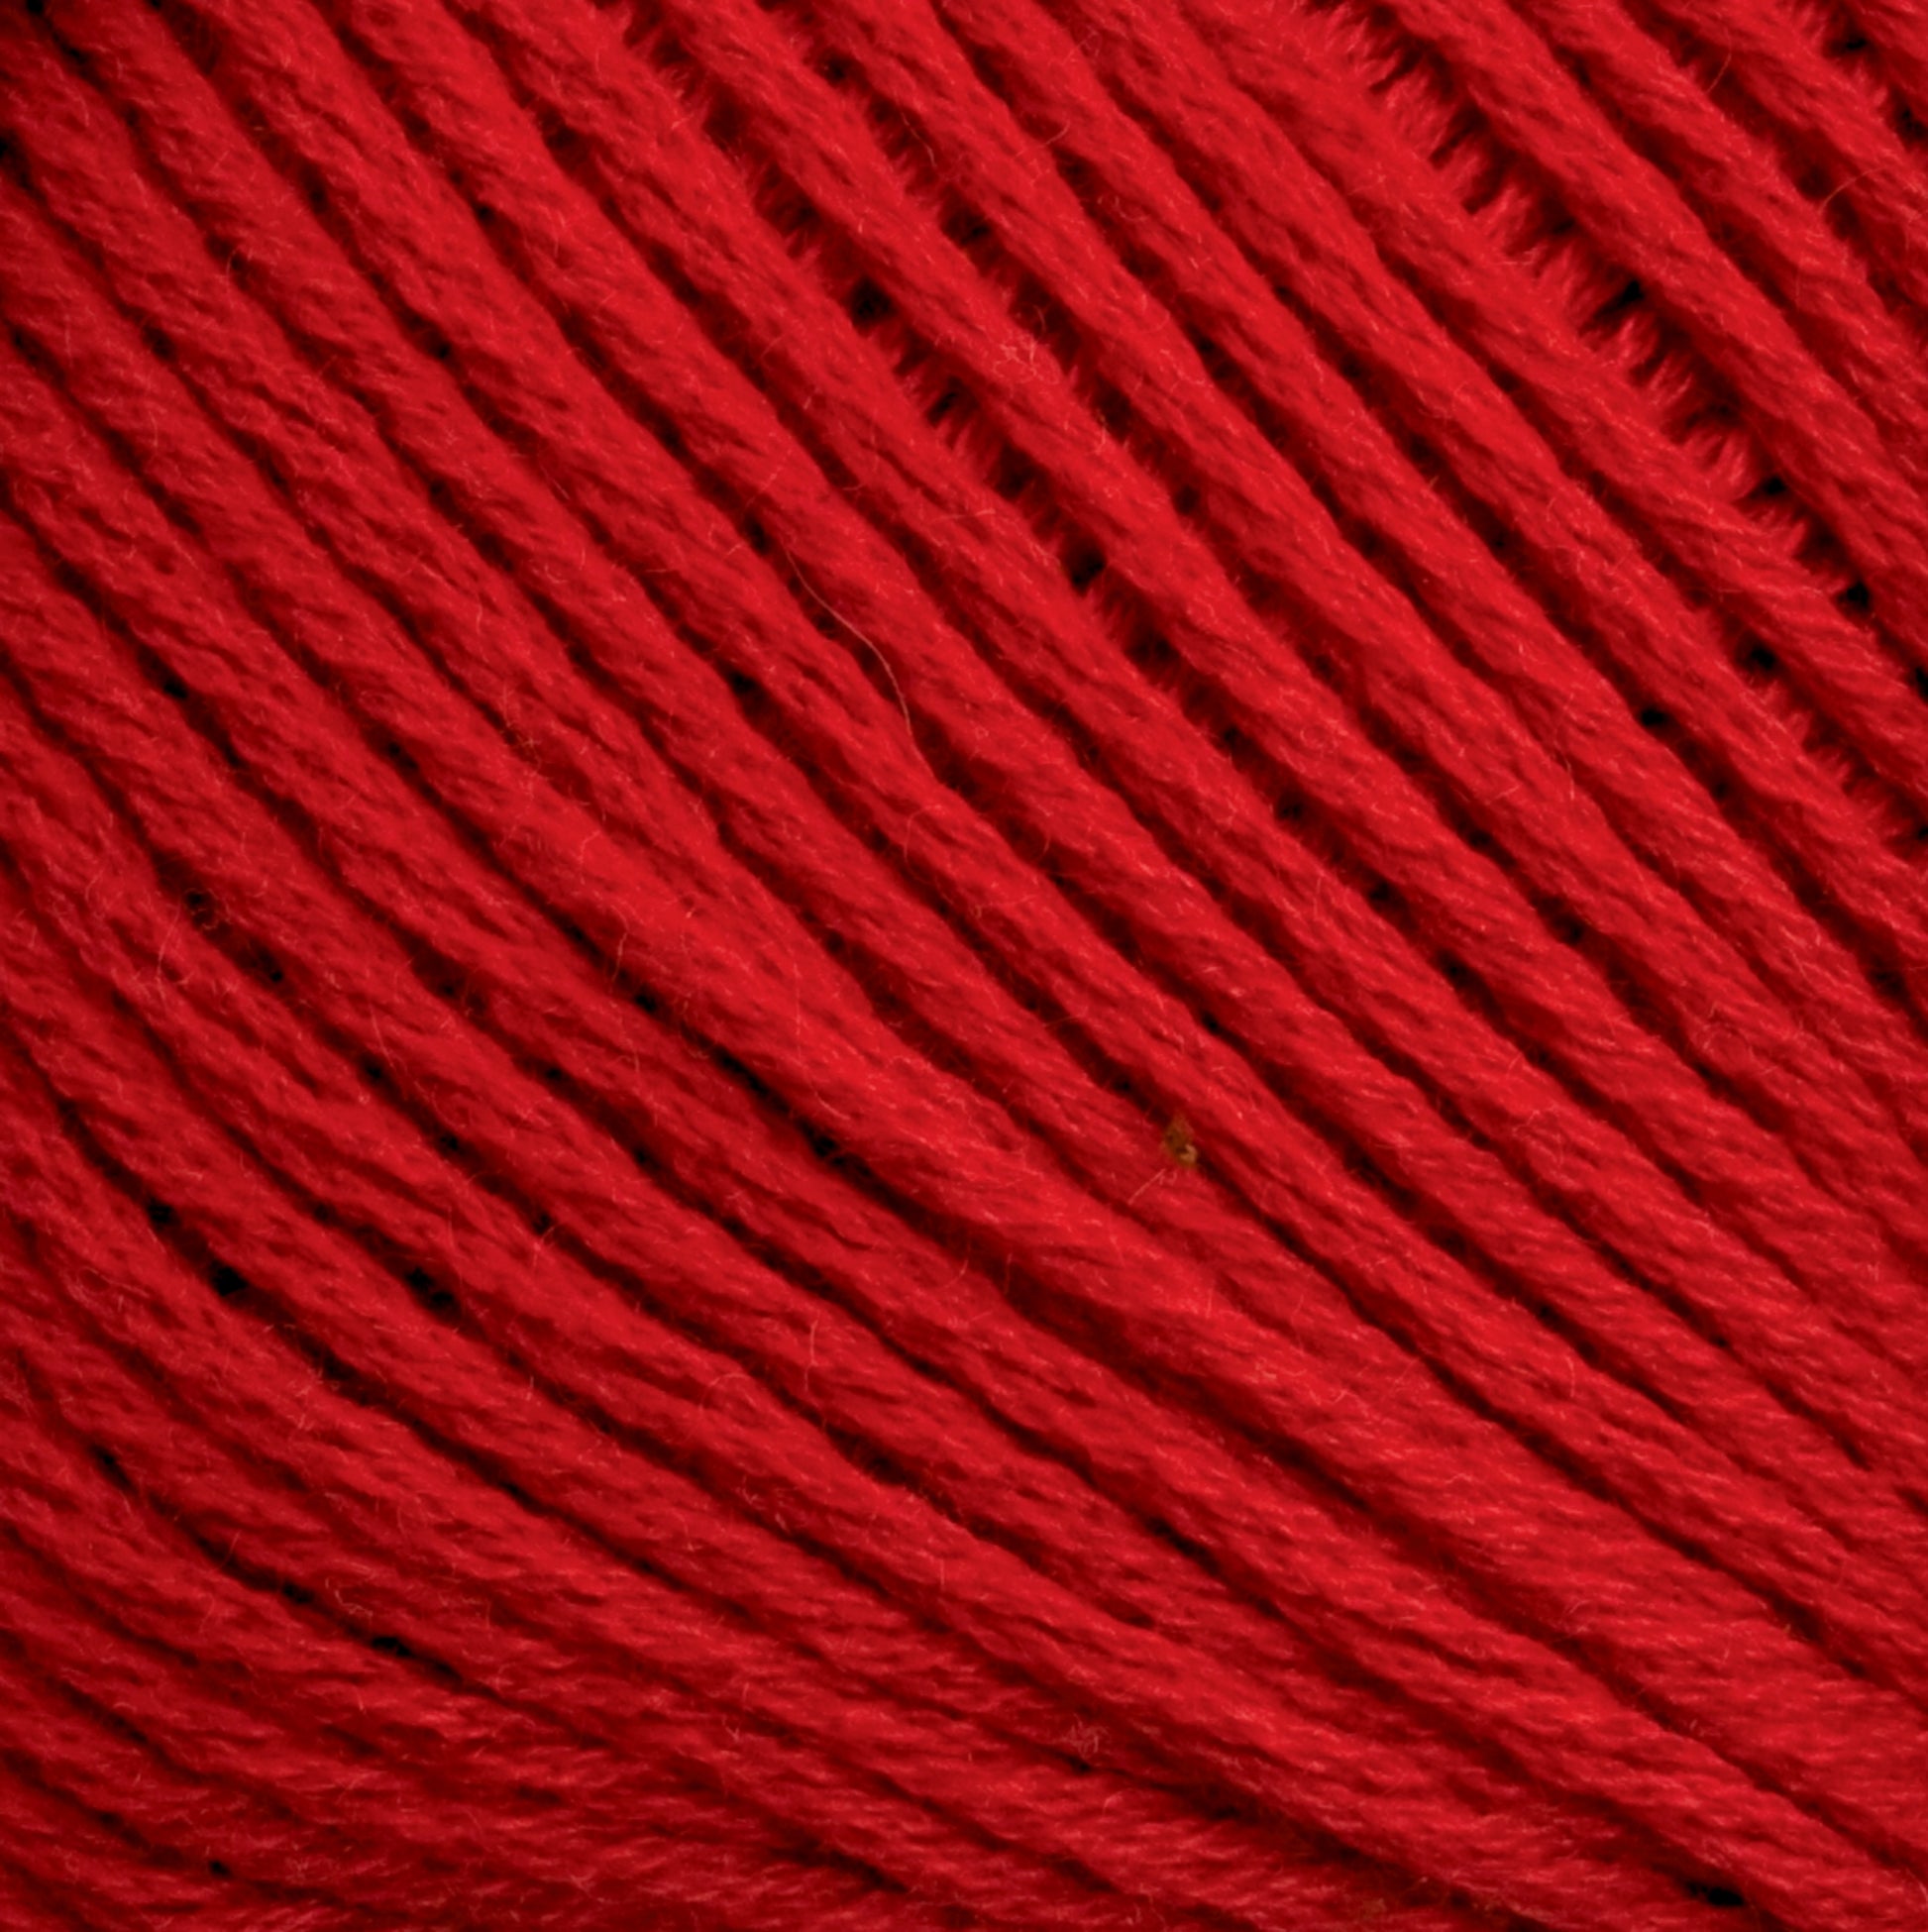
[2, 0, 1927, 1926]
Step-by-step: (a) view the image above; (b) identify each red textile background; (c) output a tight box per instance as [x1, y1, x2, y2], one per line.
[3, 0, 1928, 1926]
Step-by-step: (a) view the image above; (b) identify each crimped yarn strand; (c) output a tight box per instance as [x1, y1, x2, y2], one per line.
[5, 199, 1928, 1932]
[976, 0, 1928, 1050]
[294, 0, 1928, 1330]
[0, 514, 1759, 1929]
[59, 0, 1928, 1430]
[1315, 0, 1928, 603]
[0, 680, 1753, 1930]
[1848, 0, 1928, 140]
[49, 0, 1928, 1507]
[11, 45, 1928, 1885]
[0, 1410, 922, 1932]
[5, 0, 1928, 1924]
[0, 1064, 1275, 1932]
[26, 0, 1928, 1630]
[352, 0, 1928, 1509]
[0, 512, 1876, 1925]
[11, 120, 1928, 1779]
[0, 1366, 1056, 1932]
[0, 770, 1569, 1932]
[0, 1748, 349, 1932]
[593, 0, 1928, 1264]
[756, 0, 1928, 1154]
[1572, 0, 1928, 329]
[1178, 0, 1928, 866]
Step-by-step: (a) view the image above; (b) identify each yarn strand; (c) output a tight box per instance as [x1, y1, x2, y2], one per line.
[5, 0, 1927, 1923]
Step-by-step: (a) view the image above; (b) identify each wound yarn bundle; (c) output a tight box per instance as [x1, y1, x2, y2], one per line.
[2, 0, 1927, 1926]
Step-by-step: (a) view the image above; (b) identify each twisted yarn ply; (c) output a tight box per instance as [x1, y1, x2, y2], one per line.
[3, 0, 1928, 1925]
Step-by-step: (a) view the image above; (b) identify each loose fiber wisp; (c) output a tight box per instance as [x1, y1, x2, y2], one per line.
[2, 0, 1928, 1924]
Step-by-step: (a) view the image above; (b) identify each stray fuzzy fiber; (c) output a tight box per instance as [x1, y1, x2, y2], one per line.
[2, 0, 1928, 1924]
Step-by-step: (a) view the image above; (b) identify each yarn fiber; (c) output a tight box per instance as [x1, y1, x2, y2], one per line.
[2, 0, 1927, 1926]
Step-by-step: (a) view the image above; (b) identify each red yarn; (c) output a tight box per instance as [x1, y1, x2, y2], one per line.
[3, 0, 1927, 1926]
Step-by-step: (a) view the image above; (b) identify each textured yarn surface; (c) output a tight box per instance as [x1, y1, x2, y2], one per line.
[2, 0, 1928, 1925]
